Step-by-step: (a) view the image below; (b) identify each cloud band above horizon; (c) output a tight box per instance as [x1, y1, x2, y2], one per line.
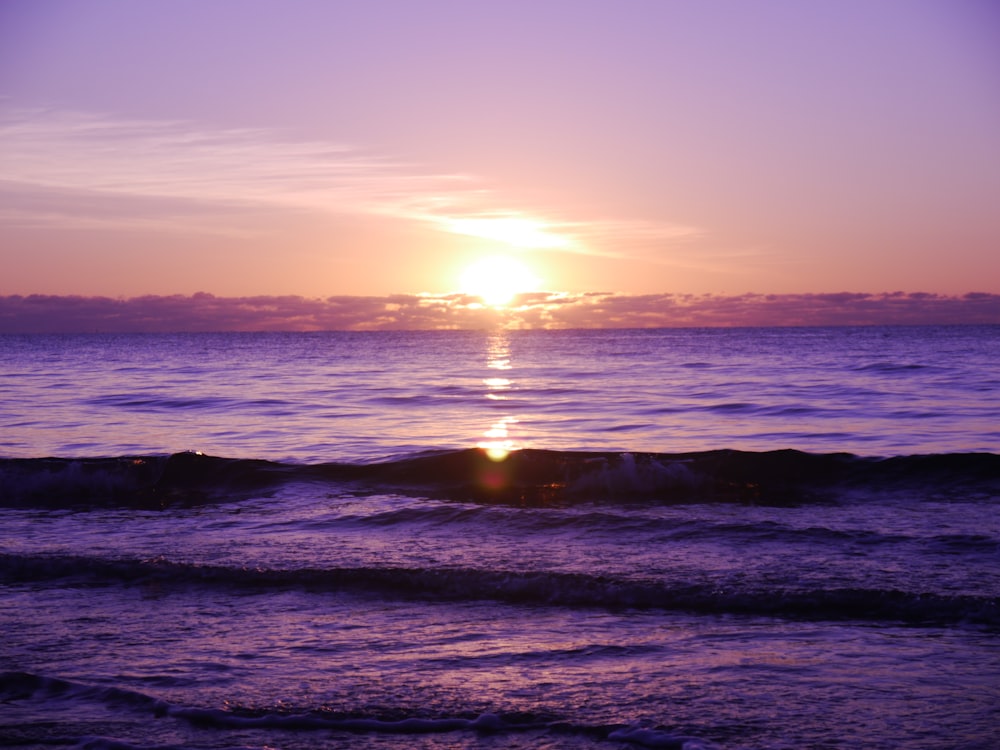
[2, 291, 998, 334]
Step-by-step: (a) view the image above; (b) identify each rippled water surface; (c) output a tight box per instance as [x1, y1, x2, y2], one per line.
[2, 326, 998, 460]
[1, 326, 998, 749]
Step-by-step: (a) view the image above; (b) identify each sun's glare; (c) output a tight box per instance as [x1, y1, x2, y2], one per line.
[460, 256, 540, 307]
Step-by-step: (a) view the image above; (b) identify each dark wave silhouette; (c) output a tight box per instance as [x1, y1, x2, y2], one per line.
[2, 447, 998, 508]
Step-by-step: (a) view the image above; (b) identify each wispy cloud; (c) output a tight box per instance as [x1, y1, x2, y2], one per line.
[0, 107, 699, 256]
[2, 292, 997, 333]
[437, 215, 577, 250]
[0, 180, 257, 237]
[0, 108, 456, 211]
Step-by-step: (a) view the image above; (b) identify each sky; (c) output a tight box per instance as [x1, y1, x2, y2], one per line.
[2, 0, 999, 329]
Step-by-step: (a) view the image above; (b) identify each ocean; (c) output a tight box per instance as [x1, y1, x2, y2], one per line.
[1, 325, 998, 749]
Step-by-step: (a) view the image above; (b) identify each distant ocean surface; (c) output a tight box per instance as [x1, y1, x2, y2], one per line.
[2, 326, 999, 749]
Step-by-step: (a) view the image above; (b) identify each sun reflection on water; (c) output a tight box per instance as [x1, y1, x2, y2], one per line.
[478, 330, 519, 461]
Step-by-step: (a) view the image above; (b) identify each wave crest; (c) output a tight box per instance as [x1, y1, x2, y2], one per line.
[2, 553, 995, 627]
[1, 448, 998, 508]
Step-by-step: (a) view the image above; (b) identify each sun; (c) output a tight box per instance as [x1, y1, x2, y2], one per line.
[460, 256, 540, 307]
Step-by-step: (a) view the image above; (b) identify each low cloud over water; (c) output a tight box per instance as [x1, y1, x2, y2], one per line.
[2, 291, 999, 333]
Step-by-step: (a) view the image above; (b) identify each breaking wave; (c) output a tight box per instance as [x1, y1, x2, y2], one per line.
[1, 447, 998, 508]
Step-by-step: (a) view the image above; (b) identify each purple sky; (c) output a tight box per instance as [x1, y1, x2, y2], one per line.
[2, 1, 999, 329]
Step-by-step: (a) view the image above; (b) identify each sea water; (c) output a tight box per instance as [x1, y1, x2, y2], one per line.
[1, 326, 998, 749]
